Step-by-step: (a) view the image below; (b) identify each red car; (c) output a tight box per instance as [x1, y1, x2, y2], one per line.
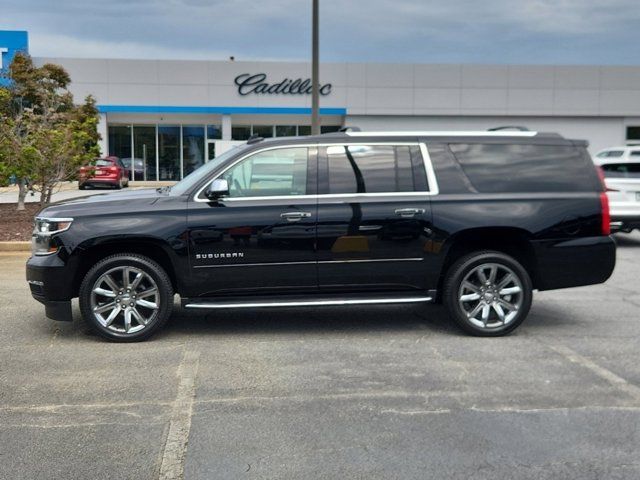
[79, 156, 130, 190]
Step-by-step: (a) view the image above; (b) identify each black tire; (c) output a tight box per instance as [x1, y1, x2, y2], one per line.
[115, 179, 123, 190]
[79, 253, 174, 342]
[443, 250, 532, 337]
[79, 184, 86, 190]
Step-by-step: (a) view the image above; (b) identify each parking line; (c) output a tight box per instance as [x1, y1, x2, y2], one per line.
[545, 343, 640, 401]
[159, 348, 200, 480]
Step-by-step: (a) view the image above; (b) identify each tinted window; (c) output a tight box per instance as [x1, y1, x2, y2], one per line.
[327, 145, 428, 194]
[223, 147, 308, 197]
[601, 163, 640, 178]
[629, 151, 640, 157]
[607, 150, 624, 157]
[448, 143, 597, 193]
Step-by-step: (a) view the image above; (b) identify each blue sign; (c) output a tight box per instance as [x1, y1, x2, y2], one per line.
[0, 30, 29, 86]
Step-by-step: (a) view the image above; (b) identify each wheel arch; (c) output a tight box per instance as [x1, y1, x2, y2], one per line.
[71, 237, 181, 298]
[436, 227, 538, 301]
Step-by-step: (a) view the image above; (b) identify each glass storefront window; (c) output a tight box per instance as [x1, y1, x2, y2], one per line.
[207, 125, 222, 140]
[252, 125, 274, 138]
[133, 126, 157, 181]
[158, 125, 181, 181]
[321, 125, 341, 134]
[298, 126, 311, 136]
[182, 125, 205, 176]
[108, 125, 132, 159]
[232, 125, 252, 141]
[276, 125, 297, 137]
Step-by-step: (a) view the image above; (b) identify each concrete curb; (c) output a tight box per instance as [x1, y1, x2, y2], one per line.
[0, 241, 30, 252]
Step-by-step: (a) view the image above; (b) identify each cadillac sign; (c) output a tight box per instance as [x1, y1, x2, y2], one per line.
[234, 73, 332, 96]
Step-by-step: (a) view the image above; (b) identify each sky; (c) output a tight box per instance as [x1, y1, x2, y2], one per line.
[1, 0, 640, 65]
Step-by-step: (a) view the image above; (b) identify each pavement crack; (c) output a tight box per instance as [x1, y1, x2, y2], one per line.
[158, 348, 200, 480]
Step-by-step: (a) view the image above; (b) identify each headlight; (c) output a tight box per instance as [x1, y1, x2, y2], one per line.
[31, 217, 73, 255]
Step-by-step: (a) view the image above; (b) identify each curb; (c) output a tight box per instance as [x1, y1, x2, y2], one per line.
[0, 241, 31, 252]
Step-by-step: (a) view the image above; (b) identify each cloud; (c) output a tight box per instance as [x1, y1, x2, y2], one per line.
[1, 0, 639, 64]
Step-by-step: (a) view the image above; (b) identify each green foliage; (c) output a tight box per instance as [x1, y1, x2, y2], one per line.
[0, 53, 101, 205]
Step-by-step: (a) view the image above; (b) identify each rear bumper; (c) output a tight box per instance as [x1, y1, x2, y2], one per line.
[533, 235, 616, 291]
[26, 253, 76, 322]
[610, 214, 640, 231]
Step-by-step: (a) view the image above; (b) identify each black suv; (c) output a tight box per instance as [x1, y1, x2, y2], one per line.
[26, 131, 616, 341]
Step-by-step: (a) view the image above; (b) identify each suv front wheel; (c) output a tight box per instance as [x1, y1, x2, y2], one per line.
[79, 253, 174, 342]
[443, 251, 533, 336]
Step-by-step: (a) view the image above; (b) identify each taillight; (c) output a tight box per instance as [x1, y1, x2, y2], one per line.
[596, 167, 610, 235]
[108, 166, 118, 173]
[600, 193, 610, 236]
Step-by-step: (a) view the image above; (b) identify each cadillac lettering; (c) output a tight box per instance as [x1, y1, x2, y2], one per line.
[234, 73, 332, 96]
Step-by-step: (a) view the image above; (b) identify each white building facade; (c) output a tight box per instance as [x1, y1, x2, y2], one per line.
[3, 30, 640, 182]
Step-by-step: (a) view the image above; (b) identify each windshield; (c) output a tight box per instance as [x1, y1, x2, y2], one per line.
[169, 144, 251, 196]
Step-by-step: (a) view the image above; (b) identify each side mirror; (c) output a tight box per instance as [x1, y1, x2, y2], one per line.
[205, 178, 229, 200]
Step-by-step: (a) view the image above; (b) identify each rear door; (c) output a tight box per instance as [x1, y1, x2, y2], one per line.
[316, 141, 436, 292]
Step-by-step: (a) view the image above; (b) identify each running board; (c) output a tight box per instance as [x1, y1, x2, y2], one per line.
[183, 294, 433, 310]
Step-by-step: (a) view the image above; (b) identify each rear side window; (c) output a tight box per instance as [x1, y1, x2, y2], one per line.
[448, 143, 598, 193]
[95, 159, 115, 167]
[326, 145, 428, 193]
[601, 163, 640, 178]
[605, 150, 624, 157]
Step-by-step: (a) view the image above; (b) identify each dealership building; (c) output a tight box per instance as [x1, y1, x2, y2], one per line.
[3, 29, 640, 182]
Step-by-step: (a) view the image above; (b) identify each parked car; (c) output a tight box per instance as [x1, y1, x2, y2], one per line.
[599, 160, 640, 233]
[27, 130, 615, 342]
[79, 157, 129, 190]
[120, 158, 147, 181]
[594, 146, 640, 164]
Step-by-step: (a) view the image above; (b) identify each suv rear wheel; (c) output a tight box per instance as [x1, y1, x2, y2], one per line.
[443, 251, 532, 336]
[79, 254, 173, 342]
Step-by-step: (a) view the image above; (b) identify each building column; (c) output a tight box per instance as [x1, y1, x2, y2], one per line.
[97, 113, 108, 156]
[222, 114, 232, 140]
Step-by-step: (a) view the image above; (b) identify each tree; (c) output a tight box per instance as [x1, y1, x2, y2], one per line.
[0, 53, 100, 210]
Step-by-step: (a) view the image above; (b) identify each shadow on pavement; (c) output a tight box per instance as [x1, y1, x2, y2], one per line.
[613, 232, 640, 247]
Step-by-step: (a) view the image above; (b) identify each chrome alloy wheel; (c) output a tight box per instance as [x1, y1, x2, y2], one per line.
[90, 266, 160, 334]
[458, 262, 524, 330]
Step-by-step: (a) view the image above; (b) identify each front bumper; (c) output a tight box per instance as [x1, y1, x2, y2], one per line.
[26, 253, 76, 322]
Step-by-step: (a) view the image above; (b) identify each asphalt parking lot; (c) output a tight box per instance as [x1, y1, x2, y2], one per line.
[1, 233, 639, 480]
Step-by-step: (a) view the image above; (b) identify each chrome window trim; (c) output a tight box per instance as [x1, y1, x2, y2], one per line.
[193, 142, 440, 203]
[345, 131, 538, 137]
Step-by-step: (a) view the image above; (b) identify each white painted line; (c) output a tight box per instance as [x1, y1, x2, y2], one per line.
[545, 343, 640, 401]
[159, 349, 200, 480]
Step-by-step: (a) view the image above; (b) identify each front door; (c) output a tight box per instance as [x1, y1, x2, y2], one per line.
[316, 143, 434, 292]
[187, 146, 318, 297]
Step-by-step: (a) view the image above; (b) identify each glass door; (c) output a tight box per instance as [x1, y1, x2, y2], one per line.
[133, 126, 157, 181]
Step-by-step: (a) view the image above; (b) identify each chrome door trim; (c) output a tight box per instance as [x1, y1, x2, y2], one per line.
[192, 257, 424, 269]
[184, 296, 433, 309]
[193, 142, 440, 202]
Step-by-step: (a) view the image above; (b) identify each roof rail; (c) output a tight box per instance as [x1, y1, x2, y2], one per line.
[487, 126, 530, 131]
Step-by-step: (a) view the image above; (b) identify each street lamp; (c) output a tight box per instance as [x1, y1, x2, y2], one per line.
[311, 0, 320, 135]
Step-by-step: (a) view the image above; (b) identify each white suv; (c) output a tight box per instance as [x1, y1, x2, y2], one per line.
[594, 146, 640, 165]
[599, 159, 640, 233]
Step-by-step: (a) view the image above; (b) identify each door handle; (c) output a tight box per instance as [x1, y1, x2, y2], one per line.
[394, 208, 425, 218]
[280, 211, 312, 222]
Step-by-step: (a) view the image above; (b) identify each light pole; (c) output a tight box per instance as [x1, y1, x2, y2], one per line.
[311, 0, 320, 135]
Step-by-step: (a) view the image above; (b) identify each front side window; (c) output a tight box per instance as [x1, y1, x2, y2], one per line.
[326, 145, 428, 194]
[222, 147, 308, 198]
